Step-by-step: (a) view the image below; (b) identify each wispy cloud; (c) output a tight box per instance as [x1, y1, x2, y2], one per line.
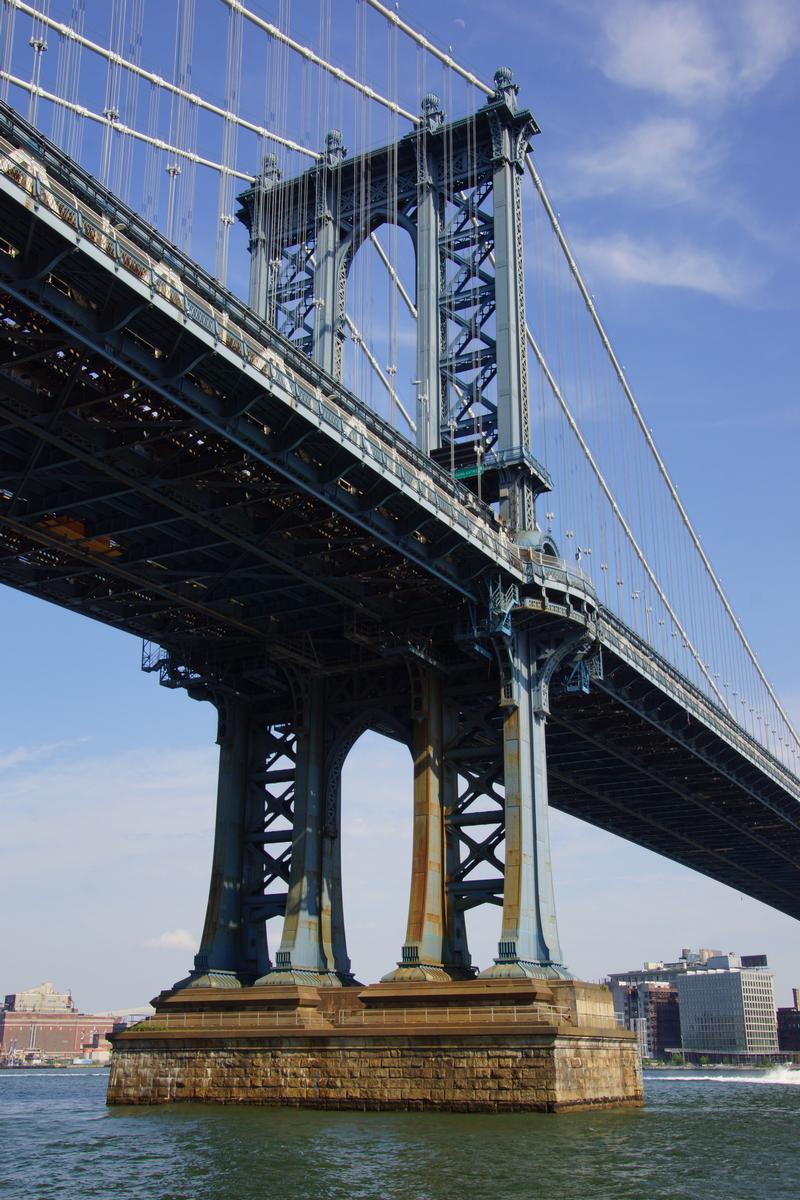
[735, 0, 800, 92]
[0, 737, 90, 770]
[573, 232, 760, 301]
[596, 0, 800, 105]
[566, 116, 716, 201]
[143, 929, 197, 952]
[599, 1, 727, 104]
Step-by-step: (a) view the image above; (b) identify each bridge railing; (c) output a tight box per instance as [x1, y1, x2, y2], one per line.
[600, 609, 800, 801]
[124, 1010, 329, 1033]
[335, 1004, 572, 1027]
[0, 109, 505, 514]
[123, 1003, 573, 1035]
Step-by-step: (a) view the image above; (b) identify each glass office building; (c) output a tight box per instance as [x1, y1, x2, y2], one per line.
[676, 955, 778, 1056]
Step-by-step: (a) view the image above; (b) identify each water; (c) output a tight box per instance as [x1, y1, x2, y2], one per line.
[1, 1068, 797, 1199]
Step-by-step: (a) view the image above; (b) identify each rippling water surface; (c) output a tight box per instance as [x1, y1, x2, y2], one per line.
[1, 1068, 797, 1199]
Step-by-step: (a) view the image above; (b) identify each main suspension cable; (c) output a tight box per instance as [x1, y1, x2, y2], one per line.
[4, 0, 317, 158]
[219, 0, 417, 123]
[0, 70, 253, 177]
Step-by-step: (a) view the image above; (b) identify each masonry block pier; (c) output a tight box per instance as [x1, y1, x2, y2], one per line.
[109, 979, 641, 1111]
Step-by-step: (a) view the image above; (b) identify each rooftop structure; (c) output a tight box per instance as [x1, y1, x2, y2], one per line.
[607, 948, 723, 992]
[4, 982, 75, 1013]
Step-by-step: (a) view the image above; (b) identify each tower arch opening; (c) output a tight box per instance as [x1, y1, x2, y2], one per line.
[339, 727, 414, 984]
[339, 216, 418, 442]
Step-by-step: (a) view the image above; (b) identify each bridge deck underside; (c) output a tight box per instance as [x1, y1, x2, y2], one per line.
[548, 662, 800, 920]
[0, 295, 476, 679]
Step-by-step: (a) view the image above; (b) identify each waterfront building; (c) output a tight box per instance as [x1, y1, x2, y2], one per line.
[607, 948, 718, 1059]
[615, 982, 680, 1060]
[777, 989, 800, 1053]
[676, 954, 778, 1059]
[607, 949, 778, 1061]
[1, 984, 117, 1064]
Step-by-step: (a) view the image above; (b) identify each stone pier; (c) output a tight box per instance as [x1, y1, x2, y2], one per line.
[108, 979, 642, 1112]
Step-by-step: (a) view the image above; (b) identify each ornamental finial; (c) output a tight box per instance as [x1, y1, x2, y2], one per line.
[323, 129, 347, 168]
[260, 153, 282, 187]
[493, 66, 519, 111]
[421, 92, 444, 131]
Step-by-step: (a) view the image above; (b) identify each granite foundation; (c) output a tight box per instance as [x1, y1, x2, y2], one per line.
[108, 979, 643, 1112]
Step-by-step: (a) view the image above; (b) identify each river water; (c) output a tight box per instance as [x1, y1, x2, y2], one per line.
[1, 1067, 797, 1199]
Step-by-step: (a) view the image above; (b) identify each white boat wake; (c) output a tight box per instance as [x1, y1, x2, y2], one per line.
[652, 1066, 799, 1085]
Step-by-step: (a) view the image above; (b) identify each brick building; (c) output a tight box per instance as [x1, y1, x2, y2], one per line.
[1, 983, 117, 1063]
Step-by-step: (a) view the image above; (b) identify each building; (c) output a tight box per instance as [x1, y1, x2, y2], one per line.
[777, 989, 800, 1053]
[616, 981, 680, 1060]
[607, 948, 779, 1061]
[607, 948, 719, 1059]
[676, 954, 778, 1060]
[1, 984, 117, 1064]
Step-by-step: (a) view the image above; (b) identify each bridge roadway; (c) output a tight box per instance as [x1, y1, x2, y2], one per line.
[1, 102, 799, 922]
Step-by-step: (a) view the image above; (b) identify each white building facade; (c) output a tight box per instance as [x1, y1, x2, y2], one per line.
[676, 955, 778, 1056]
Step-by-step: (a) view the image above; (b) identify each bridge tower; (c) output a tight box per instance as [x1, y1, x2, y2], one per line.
[179, 70, 581, 993]
[237, 67, 551, 535]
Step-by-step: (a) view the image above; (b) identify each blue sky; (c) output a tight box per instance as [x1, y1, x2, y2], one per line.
[1, 0, 798, 1010]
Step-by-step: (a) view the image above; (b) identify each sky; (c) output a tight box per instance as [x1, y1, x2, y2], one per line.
[1, 0, 799, 1012]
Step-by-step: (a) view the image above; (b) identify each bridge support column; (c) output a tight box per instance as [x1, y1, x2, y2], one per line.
[383, 671, 473, 981]
[179, 697, 269, 989]
[259, 679, 354, 987]
[245, 155, 282, 323]
[490, 71, 535, 534]
[415, 98, 443, 455]
[481, 630, 569, 979]
[312, 131, 347, 380]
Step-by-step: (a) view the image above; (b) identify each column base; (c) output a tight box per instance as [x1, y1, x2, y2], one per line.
[479, 959, 573, 982]
[380, 963, 473, 984]
[381, 945, 476, 984]
[171, 968, 244, 991]
[256, 968, 351, 988]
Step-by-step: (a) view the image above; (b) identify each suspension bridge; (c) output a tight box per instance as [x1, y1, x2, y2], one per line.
[0, 0, 797, 1110]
